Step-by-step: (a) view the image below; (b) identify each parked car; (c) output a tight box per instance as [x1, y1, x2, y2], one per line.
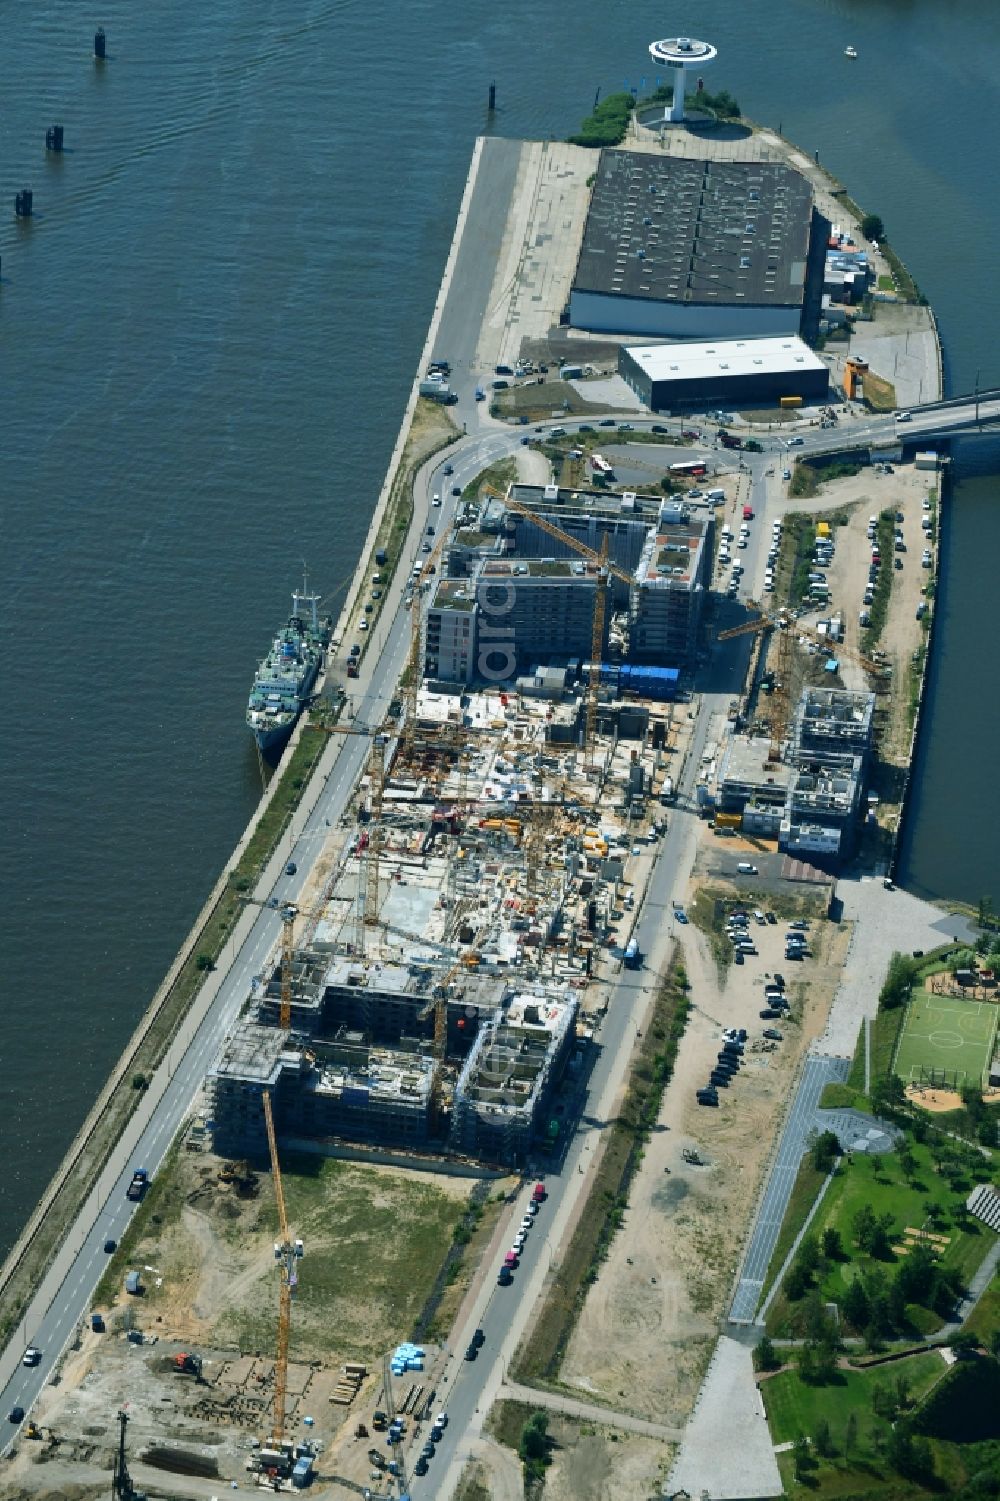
[763, 1028, 784, 1041]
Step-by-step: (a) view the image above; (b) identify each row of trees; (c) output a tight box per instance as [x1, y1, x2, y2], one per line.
[784, 1203, 963, 1342]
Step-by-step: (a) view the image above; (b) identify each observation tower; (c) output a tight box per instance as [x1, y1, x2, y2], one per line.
[647, 35, 718, 123]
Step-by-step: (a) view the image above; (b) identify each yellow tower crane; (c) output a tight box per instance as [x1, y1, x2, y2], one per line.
[261, 1089, 299, 1448]
[242, 895, 335, 1030]
[718, 605, 890, 749]
[486, 488, 634, 762]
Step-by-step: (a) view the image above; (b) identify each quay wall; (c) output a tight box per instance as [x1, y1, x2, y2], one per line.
[0, 140, 487, 1327]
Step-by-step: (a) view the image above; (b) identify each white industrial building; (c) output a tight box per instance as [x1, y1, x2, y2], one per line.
[619, 335, 829, 412]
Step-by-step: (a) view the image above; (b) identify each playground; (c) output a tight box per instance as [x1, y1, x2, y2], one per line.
[893, 989, 998, 1096]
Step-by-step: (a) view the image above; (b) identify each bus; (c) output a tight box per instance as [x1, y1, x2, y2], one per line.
[668, 459, 708, 478]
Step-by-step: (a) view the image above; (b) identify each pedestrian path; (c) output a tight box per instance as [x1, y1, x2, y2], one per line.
[729, 1053, 849, 1324]
[498, 1379, 683, 1441]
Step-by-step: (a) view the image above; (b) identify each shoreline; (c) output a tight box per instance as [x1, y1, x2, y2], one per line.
[0, 120, 960, 1436]
[0, 139, 488, 1341]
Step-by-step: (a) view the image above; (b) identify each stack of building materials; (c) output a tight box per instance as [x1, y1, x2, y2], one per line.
[329, 1362, 367, 1406]
[390, 1342, 425, 1376]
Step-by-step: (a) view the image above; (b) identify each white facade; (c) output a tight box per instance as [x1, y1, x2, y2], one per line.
[571, 289, 801, 340]
[622, 334, 826, 385]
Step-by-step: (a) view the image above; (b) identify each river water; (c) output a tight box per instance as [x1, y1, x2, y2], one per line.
[0, 0, 997, 1255]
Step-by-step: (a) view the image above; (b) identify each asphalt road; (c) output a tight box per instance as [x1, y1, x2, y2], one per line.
[1, 130, 983, 1453]
[0, 387, 959, 1444]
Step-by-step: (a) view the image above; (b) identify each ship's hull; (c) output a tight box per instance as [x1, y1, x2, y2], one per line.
[247, 658, 321, 762]
[251, 718, 296, 759]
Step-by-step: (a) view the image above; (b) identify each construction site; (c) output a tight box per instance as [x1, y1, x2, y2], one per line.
[3, 447, 946, 1501]
[207, 474, 697, 1176]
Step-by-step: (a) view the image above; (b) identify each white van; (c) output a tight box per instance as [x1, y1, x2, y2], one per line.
[707, 488, 726, 501]
[737, 862, 758, 875]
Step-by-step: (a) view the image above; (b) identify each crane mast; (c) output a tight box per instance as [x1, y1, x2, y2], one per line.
[262, 1089, 298, 1447]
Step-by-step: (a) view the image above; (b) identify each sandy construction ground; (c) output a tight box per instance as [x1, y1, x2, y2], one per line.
[785, 459, 935, 763]
[540, 1415, 672, 1501]
[561, 901, 849, 1428]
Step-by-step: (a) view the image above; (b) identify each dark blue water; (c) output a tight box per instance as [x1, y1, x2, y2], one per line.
[1, 0, 998, 1254]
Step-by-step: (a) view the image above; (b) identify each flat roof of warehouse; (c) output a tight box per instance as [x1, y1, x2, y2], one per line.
[623, 335, 825, 384]
[574, 151, 813, 307]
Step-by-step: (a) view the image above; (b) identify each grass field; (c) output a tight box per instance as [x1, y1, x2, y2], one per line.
[764, 1351, 948, 1498]
[893, 991, 998, 1090]
[765, 1137, 996, 1338]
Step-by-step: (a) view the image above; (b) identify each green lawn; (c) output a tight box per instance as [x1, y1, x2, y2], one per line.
[758, 1157, 828, 1307]
[765, 1352, 948, 1498]
[764, 1350, 945, 1445]
[767, 1138, 997, 1336]
[962, 1270, 1000, 1348]
[214, 1154, 467, 1363]
[847, 1005, 905, 1091]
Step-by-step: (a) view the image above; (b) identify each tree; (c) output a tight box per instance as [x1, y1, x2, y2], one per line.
[519, 1410, 549, 1471]
[814, 1417, 835, 1458]
[812, 1129, 841, 1172]
[792, 1434, 811, 1479]
[822, 1226, 844, 1261]
[785, 1258, 811, 1301]
[869, 1212, 896, 1261]
[888, 1423, 934, 1481]
[861, 212, 885, 242]
[854, 1202, 878, 1253]
[196, 952, 215, 971]
[753, 1335, 780, 1372]
[872, 1381, 899, 1422]
[798, 1232, 821, 1278]
[870, 1073, 907, 1115]
[896, 1240, 937, 1305]
[844, 1411, 858, 1463]
[897, 1145, 917, 1181]
[879, 952, 917, 1009]
[843, 1276, 870, 1331]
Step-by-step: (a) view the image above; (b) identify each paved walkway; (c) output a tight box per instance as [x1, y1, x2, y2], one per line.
[730, 1053, 849, 1324]
[666, 1337, 782, 1500]
[498, 1379, 683, 1442]
[818, 879, 973, 1057]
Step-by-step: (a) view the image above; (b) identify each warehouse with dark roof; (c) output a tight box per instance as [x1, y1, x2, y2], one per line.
[569, 150, 829, 342]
